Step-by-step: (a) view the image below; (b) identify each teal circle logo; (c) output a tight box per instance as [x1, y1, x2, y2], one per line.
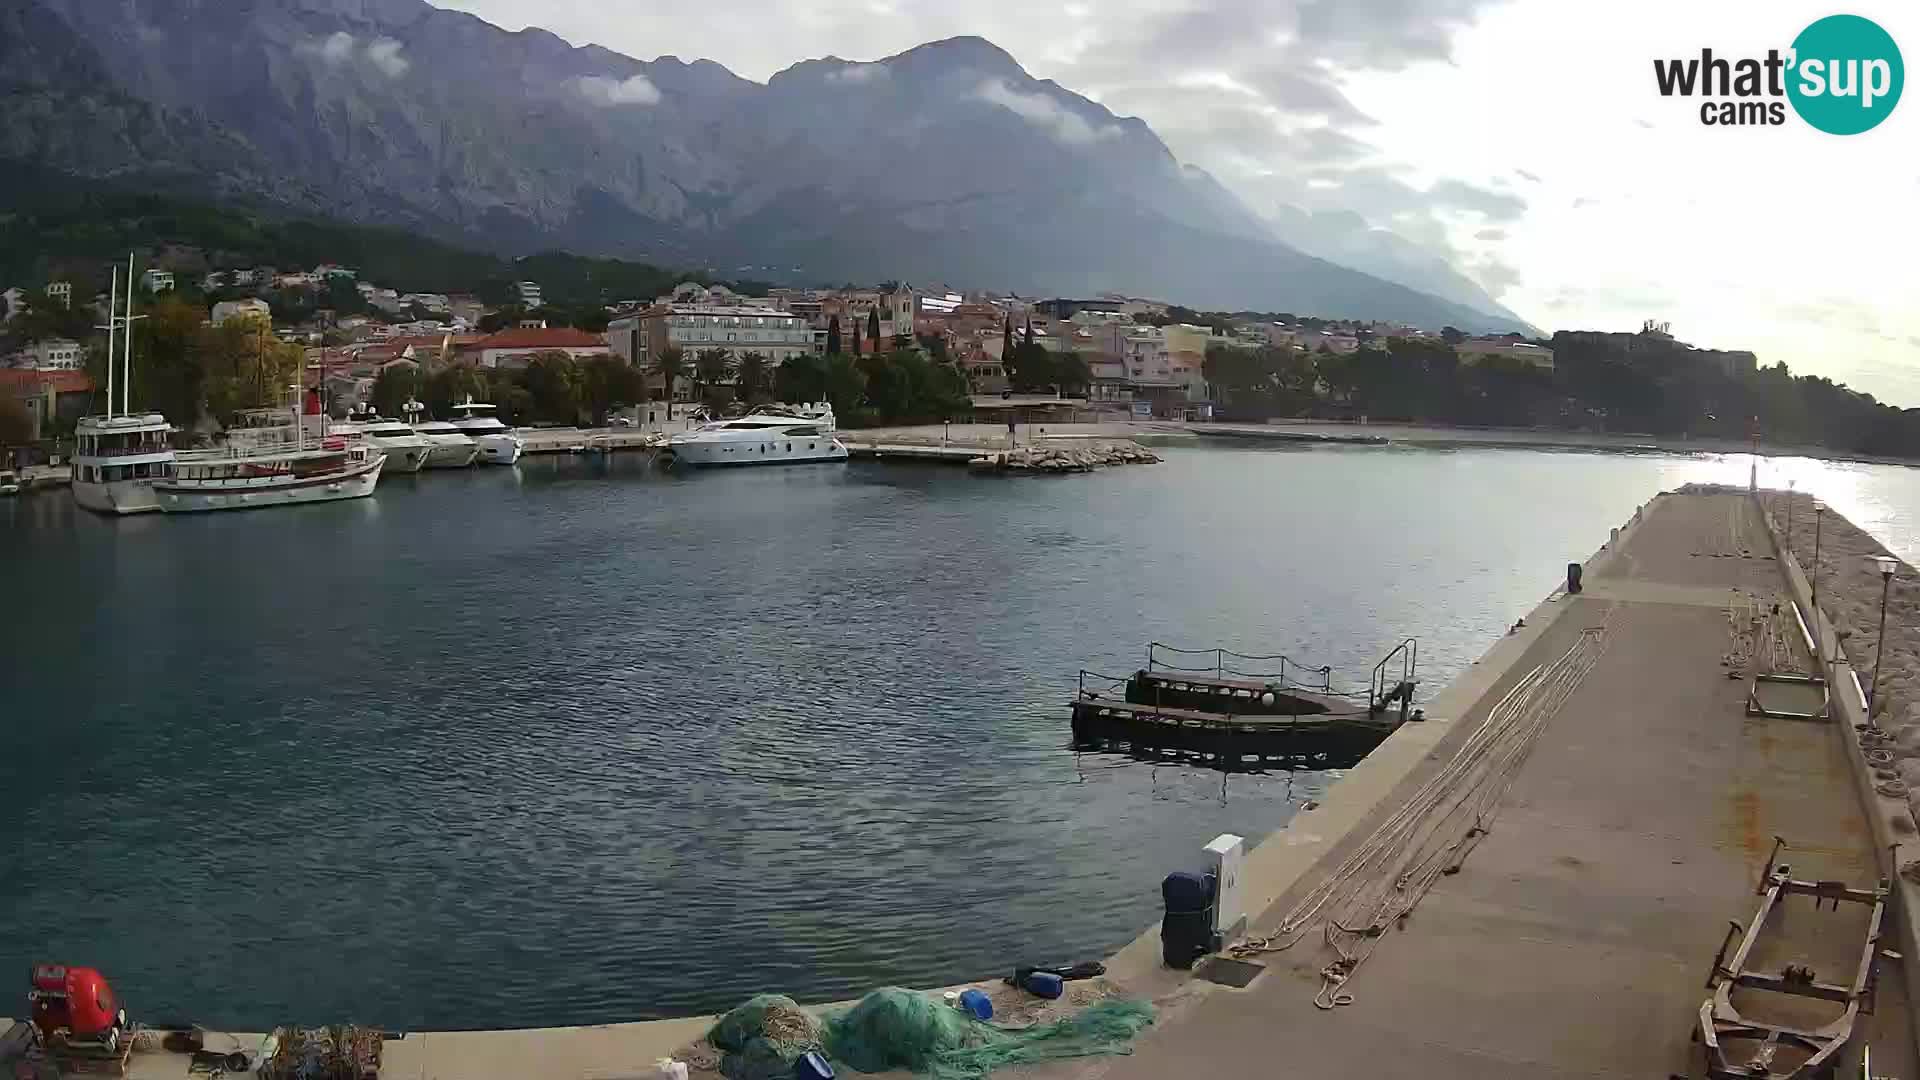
[1787, 14, 1903, 134]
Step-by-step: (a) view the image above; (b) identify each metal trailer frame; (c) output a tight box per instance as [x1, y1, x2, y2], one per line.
[1745, 673, 1832, 722]
[1698, 837, 1890, 1080]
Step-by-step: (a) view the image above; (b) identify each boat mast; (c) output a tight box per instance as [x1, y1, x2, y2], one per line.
[123, 252, 135, 416]
[99, 267, 118, 420]
[118, 254, 147, 417]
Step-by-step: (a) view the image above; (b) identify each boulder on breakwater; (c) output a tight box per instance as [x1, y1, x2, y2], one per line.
[968, 441, 1162, 474]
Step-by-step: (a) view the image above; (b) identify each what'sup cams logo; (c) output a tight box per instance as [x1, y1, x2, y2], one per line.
[1653, 14, 1903, 133]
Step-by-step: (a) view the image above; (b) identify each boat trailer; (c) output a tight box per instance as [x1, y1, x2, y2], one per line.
[1697, 837, 1890, 1079]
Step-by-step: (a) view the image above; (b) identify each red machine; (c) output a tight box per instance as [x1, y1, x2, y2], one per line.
[27, 965, 127, 1055]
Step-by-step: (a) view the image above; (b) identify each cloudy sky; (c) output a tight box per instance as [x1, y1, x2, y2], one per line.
[439, 0, 1920, 405]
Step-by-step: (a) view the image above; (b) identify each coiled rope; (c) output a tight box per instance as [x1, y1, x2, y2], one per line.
[1230, 620, 1610, 1010]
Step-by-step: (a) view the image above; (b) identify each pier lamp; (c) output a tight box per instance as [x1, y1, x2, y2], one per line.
[1869, 555, 1900, 718]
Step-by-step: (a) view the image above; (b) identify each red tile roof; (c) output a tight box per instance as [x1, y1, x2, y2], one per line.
[471, 328, 608, 350]
[0, 369, 94, 393]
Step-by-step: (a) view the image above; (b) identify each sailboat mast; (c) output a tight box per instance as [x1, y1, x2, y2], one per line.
[123, 252, 136, 416]
[103, 268, 118, 420]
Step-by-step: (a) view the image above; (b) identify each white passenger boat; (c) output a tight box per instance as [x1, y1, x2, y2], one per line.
[160, 441, 385, 512]
[73, 413, 175, 515]
[156, 399, 385, 513]
[71, 257, 177, 515]
[666, 413, 848, 467]
[450, 399, 523, 465]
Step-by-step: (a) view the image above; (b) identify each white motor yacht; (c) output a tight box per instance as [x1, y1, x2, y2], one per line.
[666, 413, 848, 468]
[358, 417, 434, 473]
[450, 399, 523, 465]
[403, 398, 478, 468]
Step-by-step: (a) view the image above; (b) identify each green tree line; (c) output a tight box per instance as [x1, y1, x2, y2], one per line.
[1204, 333, 1920, 456]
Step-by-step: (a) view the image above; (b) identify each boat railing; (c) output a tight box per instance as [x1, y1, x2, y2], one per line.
[1368, 638, 1419, 720]
[1146, 641, 1333, 692]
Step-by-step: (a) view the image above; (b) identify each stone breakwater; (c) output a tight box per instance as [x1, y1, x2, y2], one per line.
[968, 442, 1163, 472]
[1764, 492, 1920, 767]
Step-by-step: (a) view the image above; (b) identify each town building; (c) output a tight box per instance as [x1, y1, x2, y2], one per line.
[7, 338, 84, 371]
[46, 281, 72, 309]
[0, 369, 93, 440]
[454, 327, 610, 370]
[515, 281, 543, 309]
[1458, 338, 1557, 371]
[140, 269, 175, 293]
[2, 287, 24, 322]
[609, 304, 812, 368]
[212, 298, 273, 326]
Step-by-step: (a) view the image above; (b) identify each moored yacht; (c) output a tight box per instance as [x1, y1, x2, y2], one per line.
[358, 417, 434, 473]
[665, 413, 849, 467]
[405, 401, 478, 468]
[155, 394, 385, 512]
[73, 413, 175, 515]
[450, 398, 523, 465]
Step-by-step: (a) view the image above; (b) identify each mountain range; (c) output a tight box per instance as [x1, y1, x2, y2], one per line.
[0, 0, 1530, 331]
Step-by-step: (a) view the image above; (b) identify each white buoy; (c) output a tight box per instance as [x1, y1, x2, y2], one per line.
[1260, 691, 1276, 707]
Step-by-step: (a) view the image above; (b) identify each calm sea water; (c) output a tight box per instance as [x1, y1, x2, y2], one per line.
[2, 442, 1914, 1031]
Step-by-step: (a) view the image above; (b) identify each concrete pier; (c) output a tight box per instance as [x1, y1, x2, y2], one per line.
[1041, 488, 1916, 1079]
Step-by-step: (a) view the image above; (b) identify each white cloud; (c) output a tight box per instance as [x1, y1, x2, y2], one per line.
[574, 73, 662, 106]
[826, 62, 886, 84]
[973, 78, 1119, 145]
[298, 31, 358, 65]
[298, 32, 409, 78]
[365, 37, 411, 78]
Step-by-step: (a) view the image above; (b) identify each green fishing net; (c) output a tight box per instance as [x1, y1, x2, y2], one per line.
[707, 994, 824, 1080]
[821, 988, 1155, 1080]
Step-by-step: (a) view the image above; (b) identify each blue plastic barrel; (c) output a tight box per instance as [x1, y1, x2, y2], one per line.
[958, 988, 994, 1019]
[1023, 971, 1065, 999]
[793, 1050, 834, 1080]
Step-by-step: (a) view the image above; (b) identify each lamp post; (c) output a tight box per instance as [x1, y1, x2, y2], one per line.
[1812, 503, 1824, 612]
[1786, 480, 1795, 558]
[1869, 555, 1899, 718]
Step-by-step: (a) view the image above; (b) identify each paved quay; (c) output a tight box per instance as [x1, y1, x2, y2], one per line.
[1039, 488, 1916, 1080]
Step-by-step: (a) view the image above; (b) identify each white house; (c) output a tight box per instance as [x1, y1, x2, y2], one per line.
[46, 281, 72, 309]
[9, 338, 84, 370]
[141, 269, 175, 293]
[2, 287, 24, 322]
[212, 298, 273, 325]
[515, 281, 543, 309]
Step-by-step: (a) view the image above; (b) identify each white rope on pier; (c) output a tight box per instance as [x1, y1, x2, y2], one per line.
[1230, 618, 1611, 1011]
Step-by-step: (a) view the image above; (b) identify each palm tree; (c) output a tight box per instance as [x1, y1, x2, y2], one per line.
[735, 351, 770, 405]
[650, 345, 689, 416]
[693, 347, 737, 404]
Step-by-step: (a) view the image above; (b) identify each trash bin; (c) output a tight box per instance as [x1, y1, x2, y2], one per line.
[1161, 871, 1216, 970]
[1566, 562, 1583, 594]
